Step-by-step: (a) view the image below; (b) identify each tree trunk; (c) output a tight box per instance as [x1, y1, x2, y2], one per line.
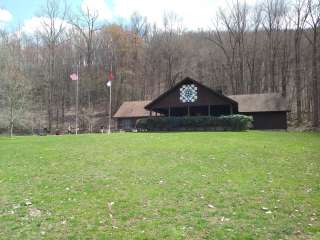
[10, 104, 13, 137]
[56, 107, 59, 130]
[281, 45, 288, 97]
[295, 34, 302, 125]
[61, 93, 65, 129]
[47, 90, 53, 133]
[312, 30, 319, 127]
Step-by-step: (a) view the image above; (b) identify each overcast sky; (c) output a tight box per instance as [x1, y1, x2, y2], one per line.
[0, 0, 257, 33]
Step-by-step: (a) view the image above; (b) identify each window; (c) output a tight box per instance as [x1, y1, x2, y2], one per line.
[121, 119, 133, 129]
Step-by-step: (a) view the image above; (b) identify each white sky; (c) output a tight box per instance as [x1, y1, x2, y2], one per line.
[21, 16, 72, 35]
[112, 0, 244, 30]
[1, 0, 258, 33]
[0, 8, 13, 28]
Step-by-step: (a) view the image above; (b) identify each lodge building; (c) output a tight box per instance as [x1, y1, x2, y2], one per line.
[113, 77, 289, 130]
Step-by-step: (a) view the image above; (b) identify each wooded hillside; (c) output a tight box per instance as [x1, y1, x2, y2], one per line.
[0, 0, 319, 134]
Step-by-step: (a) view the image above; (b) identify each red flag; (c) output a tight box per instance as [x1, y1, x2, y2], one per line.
[70, 73, 78, 81]
[108, 71, 114, 81]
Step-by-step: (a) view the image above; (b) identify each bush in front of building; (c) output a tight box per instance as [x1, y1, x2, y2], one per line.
[136, 115, 253, 131]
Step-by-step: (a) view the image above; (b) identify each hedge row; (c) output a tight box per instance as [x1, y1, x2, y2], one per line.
[136, 115, 253, 131]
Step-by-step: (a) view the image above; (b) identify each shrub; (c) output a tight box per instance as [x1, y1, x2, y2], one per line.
[136, 115, 253, 131]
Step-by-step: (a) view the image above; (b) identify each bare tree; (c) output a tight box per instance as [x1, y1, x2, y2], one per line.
[209, 9, 237, 94]
[291, 0, 308, 124]
[0, 36, 30, 136]
[246, 4, 263, 93]
[161, 12, 184, 89]
[70, 6, 101, 132]
[262, 0, 287, 92]
[279, 16, 291, 97]
[305, 0, 320, 127]
[40, 0, 68, 132]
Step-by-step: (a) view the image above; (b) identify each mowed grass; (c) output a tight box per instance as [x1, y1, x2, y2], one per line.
[0, 132, 319, 239]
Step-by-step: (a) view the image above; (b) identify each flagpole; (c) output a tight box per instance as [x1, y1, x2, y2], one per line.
[108, 64, 112, 135]
[108, 82, 111, 135]
[107, 46, 113, 135]
[75, 63, 79, 135]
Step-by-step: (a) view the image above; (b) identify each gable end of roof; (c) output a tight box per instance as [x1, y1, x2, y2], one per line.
[145, 77, 237, 109]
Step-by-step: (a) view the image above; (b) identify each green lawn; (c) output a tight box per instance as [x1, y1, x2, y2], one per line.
[0, 131, 319, 239]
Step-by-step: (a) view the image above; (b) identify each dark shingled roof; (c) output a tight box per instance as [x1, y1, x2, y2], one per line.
[228, 93, 289, 113]
[113, 93, 289, 118]
[113, 100, 151, 118]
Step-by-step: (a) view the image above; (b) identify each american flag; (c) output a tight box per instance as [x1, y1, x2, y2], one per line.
[70, 73, 78, 81]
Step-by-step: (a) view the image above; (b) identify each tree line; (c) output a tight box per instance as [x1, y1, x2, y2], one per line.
[0, 0, 319, 135]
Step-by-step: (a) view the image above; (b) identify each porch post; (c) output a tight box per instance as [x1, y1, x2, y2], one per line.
[168, 106, 171, 117]
[230, 105, 233, 115]
[187, 105, 190, 117]
[208, 105, 211, 116]
[149, 111, 152, 117]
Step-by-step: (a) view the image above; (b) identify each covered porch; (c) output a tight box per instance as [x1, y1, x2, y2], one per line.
[150, 104, 236, 117]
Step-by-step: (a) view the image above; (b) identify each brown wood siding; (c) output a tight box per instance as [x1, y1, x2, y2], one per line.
[117, 117, 147, 130]
[247, 112, 287, 130]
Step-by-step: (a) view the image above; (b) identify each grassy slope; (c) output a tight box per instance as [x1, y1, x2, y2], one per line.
[0, 131, 319, 239]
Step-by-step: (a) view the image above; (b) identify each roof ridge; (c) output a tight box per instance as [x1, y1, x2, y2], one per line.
[122, 100, 151, 103]
[228, 93, 284, 97]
